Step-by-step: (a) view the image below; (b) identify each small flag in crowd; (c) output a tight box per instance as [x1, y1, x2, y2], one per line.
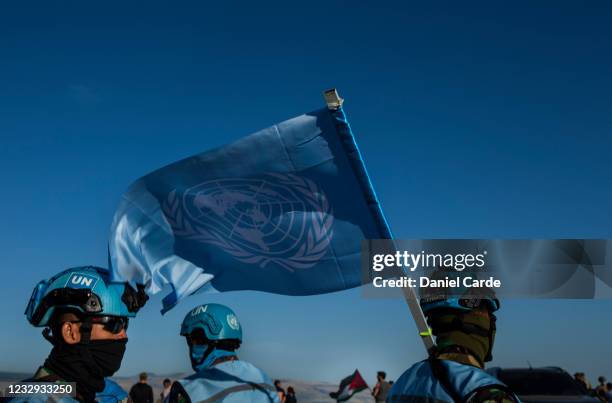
[329, 369, 369, 401]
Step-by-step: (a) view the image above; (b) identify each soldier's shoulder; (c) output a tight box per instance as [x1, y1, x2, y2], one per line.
[394, 360, 430, 379]
[387, 360, 431, 396]
[25, 367, 64, 383]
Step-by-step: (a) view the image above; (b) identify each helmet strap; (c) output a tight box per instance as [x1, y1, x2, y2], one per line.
[484, 314, 496, 362]
[192, 342, 216, 369]
[202, 343, 216, 363]
[79, 318, 93, 345]
[42, 328, 57, 346]
[190, 341, 238, 372]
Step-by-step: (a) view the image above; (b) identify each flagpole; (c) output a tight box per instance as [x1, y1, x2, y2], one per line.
[323, 89, 435, 355]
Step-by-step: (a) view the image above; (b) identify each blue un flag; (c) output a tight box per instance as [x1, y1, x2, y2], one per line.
[109, 105, 391, 313]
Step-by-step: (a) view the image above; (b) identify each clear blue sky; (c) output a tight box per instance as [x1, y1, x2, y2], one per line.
[1, 1, 611, 386]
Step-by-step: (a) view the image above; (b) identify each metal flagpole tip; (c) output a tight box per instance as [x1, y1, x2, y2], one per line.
[323, 88, 344, 110]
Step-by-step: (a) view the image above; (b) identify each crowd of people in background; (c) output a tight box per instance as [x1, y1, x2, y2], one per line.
[109, 368, 612, 403]
[574, 373, 612, 402]
[125, 374, 301, 403]
[121, 370, 612, 402]
[274, 379, 297, 403]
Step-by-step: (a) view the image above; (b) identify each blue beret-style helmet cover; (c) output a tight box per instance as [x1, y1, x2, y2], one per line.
[180, 303, 242, 342]
[420, 297, 500, 315]
[25, 266, 137, 327]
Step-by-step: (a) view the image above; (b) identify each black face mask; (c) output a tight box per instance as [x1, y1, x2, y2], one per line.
[87, 338, 128, 377]
[44, 338, 128, 402]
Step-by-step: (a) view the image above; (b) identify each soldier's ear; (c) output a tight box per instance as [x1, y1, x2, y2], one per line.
[60, 321, 81, 344]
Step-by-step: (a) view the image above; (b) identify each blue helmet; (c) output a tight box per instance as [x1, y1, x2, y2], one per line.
[180, 303, 242, 342]
[420, 297, 500, 316]
[419, 272, 500, 316]
[25, 266, 144, 327]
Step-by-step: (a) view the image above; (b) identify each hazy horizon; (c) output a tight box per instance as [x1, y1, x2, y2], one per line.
[1, 0, 610, 386]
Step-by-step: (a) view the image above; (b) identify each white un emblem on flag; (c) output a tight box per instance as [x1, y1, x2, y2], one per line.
[162, 173, 334, 271]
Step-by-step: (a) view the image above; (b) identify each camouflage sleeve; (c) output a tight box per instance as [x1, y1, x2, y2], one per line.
[465, 386, 520, 403]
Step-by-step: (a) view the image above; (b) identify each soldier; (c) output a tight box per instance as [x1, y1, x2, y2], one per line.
[167, 303, 279, 403]
[14, 266, 147, 402]
[387, 293, 520, 403]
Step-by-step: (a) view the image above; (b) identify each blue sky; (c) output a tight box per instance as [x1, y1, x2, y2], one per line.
[1, 1, 611, 386]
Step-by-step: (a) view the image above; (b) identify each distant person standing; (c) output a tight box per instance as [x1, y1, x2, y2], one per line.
[160, 378, 172, 402]
[130, 372, 154, 403]
[285, 386, 297, 403]
[574, 373, 585, 391]
[604, 382, 612, 403]
[371, 371, 391, 402]
[596, 377, 608, 400]
[575, 372, 593, 393]
[275, 380, 286, 403]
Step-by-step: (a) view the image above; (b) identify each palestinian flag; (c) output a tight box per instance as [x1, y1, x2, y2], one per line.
[329, 369, 369, 401]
